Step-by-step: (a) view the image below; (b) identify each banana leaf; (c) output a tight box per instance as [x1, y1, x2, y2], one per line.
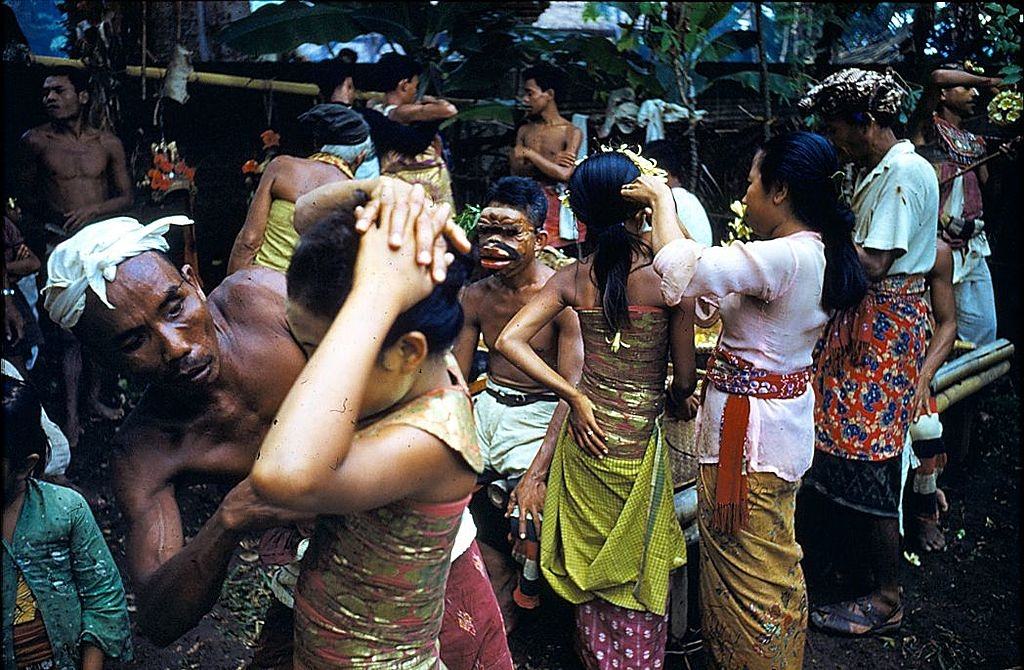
[440, 100, 517, 129]
[215, 3, 364, 55]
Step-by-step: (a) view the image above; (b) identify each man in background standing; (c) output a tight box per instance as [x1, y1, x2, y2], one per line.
[18, 65, 133, 446]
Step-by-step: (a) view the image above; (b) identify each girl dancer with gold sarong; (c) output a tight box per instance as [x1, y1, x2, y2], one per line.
[496, 150, 695, 670]
[623, 131, 869, 669]
[251, 196, 479, 670]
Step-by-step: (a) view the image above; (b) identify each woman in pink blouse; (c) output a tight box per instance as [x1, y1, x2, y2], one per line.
[623, 132, 868, 670]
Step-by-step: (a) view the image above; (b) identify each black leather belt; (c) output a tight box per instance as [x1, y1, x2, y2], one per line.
[485, 387, 559, 407]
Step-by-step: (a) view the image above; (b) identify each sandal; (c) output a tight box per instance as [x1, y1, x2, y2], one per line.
[810, 596, 903, 636]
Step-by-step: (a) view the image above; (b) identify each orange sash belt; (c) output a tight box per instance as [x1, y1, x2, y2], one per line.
[705, 347, 811, 534]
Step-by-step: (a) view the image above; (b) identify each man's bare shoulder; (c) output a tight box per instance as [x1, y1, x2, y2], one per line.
[96, 129, 126, 150]
[112, 395, 182, 464]
[20, 125, 51, 149]
[212, 267, 288, 313]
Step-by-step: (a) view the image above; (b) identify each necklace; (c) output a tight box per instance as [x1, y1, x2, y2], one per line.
[307, 152, 355, 179]
[933, 115, 985, 166]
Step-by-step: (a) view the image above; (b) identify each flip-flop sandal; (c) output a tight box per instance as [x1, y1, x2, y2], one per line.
[810, 597, 903, 637]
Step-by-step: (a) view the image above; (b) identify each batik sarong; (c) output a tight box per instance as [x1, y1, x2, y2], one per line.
[439, 540, 513, 670]
[812, 274, 930, 461]
[293, 387, 482, 670]
[698, 465, 807, 670]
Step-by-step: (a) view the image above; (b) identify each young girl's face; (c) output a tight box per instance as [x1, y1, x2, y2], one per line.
[285, 301, 416, 419]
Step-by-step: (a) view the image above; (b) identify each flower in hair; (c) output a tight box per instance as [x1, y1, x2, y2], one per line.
[600, 144, 669, 181]
[725, 200, 752, 244]
[561, 145, 668, 208]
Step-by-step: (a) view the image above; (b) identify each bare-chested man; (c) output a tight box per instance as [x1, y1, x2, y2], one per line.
[510, 64, 583, 250]
[18, 65, 134, 446]
[227, 103, 371, 274]
[43, 181, 495, 669]
[453, 176, 583, 627]
[43, 216, 310, 665]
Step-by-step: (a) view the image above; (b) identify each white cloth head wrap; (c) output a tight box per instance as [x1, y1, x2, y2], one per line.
[42, 215, 194, 330]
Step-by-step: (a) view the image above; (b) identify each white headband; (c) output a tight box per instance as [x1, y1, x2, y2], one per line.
[42, 215, 193, 330]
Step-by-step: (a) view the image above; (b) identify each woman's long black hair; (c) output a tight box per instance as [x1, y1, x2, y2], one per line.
[567, 152, 650, 332]
[757, 131, 869, 311]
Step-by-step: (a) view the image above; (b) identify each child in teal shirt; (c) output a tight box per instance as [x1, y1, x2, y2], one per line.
[3, 375, 132, 669]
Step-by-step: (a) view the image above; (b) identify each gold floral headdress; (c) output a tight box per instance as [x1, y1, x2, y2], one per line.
[559, 144, 668, 208]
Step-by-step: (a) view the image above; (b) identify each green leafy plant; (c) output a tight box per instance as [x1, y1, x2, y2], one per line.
[454, 203, 482, 235]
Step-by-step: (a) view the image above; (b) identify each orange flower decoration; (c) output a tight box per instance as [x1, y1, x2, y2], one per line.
[260, 129, 281, 149]
[242, 159, 260, 174]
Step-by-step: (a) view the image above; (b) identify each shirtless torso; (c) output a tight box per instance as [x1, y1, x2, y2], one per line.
[107, 267, 308, 643]
[19, 114, 131, 245]
[458, 267, 573, 393]
[510, 120, 581, 186]
[227, 154, 352, 273]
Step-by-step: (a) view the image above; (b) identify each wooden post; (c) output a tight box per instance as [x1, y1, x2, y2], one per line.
[754, 1, 771, 142]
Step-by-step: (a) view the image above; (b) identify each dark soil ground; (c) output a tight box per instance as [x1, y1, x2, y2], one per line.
[60, 378, 1018, 669]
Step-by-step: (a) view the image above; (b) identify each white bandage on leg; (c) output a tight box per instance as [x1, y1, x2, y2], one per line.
[913, 470, 938, 495]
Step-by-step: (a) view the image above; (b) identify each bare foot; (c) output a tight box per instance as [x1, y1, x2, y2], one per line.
[88, 398, 125, 422]
[936, 487, 949, 514]
[913, 514, 946, 552]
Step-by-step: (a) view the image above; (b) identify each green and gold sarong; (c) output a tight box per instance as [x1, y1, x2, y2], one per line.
[540, 307, 686, 616]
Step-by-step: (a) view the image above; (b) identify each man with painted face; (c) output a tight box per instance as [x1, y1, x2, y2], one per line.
[18, 65, 134, 447]
[453, 176, 583, 624]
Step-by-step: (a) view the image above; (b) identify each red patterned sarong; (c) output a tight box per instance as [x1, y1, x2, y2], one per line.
[813, 274, 930, 461]
[440, 540, 513, 670]
[575, 599, 668, 670]
[704, 348, 811, 534]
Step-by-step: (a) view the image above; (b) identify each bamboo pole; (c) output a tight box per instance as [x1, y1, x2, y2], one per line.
[931, 339, 1014, 392]
[31, 54, 321, 96]
[934, 361, 1011, 413]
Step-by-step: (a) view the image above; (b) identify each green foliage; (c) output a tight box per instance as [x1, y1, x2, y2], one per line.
[455, 203, 482, 235]
[983, 2, 1022, 84]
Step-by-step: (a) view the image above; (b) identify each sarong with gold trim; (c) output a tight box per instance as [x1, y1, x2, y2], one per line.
[698, 465, 807, 670]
